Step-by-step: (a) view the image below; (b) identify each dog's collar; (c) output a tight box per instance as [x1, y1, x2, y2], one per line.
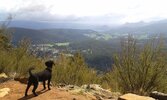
[46, 68, 52, 72]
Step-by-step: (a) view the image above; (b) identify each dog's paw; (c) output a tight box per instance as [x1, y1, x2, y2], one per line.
[42, 88, 46, 91]
[33, 92, 38, 96]
[34, 94, 38, 96]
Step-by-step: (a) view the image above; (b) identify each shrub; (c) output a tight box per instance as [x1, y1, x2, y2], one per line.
[110, 35, 167, 95]
[0, 24, 44, 77]
[52, 53, 98, 86]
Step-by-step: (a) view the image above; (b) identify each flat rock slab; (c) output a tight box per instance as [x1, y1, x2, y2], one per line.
[118, 93, 155, 100]
[0, 88, 10, 97]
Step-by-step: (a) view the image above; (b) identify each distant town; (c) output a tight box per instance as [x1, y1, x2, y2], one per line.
[29, 32, 151, 60]
[30, 42, 92, 59]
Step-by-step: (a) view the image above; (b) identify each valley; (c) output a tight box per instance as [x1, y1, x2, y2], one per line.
[7, 19, 167, 71]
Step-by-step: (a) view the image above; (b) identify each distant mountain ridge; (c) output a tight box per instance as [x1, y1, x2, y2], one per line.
[9, 27, 97, 44]
[3, 19, 167, 44]
[3, 20, 112, 31]
[3, 19, 167, 35]
[106, 19, 167, 35]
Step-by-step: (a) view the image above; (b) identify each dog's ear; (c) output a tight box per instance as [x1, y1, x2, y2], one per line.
[52, 61, 55, 65]
[29, 66, 35, 70]
[45, 60, 54, 68]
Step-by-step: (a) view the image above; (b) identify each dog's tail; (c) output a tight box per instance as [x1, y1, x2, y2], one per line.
[29, 67, 35, 76]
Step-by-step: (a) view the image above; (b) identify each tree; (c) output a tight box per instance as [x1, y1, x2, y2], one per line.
[0, 16, 43, 77]
[0, 15, 12, 50]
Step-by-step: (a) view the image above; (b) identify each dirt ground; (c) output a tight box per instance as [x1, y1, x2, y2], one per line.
[0, 80, 96, 100]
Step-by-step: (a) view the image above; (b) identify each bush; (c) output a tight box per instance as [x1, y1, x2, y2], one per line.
[110, 36, 167, 95]
[0, 38, 44, 77]
[52, 53, 98, 86]
[0, 24, 44, 77]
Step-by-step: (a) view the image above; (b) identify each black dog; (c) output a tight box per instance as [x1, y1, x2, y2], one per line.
[25, 60, 54, 97]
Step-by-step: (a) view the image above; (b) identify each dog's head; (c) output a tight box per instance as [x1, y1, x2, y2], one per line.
[45, 60, 55, 68]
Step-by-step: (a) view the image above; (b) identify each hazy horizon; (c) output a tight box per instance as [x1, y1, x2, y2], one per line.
[0, 0, 167, 26]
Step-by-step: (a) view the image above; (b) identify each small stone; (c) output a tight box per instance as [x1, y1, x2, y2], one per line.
[0, 73, 8, 78]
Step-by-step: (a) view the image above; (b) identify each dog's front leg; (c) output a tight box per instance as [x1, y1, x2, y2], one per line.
[48, 78, 51, 90]
[43, 81, 46, 90]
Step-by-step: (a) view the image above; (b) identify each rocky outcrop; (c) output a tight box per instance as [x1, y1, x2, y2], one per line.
[0, 80, 97, 100]
[0, 73, 8, 78]
[58, 84, 121, 100]
[118, 93, 155, 100]
[0, 73, 10, 83]
[0, 88, 10, 97]
[150, 91, 167, 100]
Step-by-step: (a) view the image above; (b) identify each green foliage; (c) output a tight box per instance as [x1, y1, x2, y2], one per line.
[99, 72, 119, 91]
[110, 35, 167, 95]
[0, 38, 44, 77]
[52, 52, 98, 86]
[0, 24, 43, 77]
[0, 28, 11, 50]
[0, 24, 12, 72]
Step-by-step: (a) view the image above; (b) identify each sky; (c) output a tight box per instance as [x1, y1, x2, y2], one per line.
[0, 0, 167, 25]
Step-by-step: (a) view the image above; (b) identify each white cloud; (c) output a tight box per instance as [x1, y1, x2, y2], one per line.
[0, 0, 167, 24]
